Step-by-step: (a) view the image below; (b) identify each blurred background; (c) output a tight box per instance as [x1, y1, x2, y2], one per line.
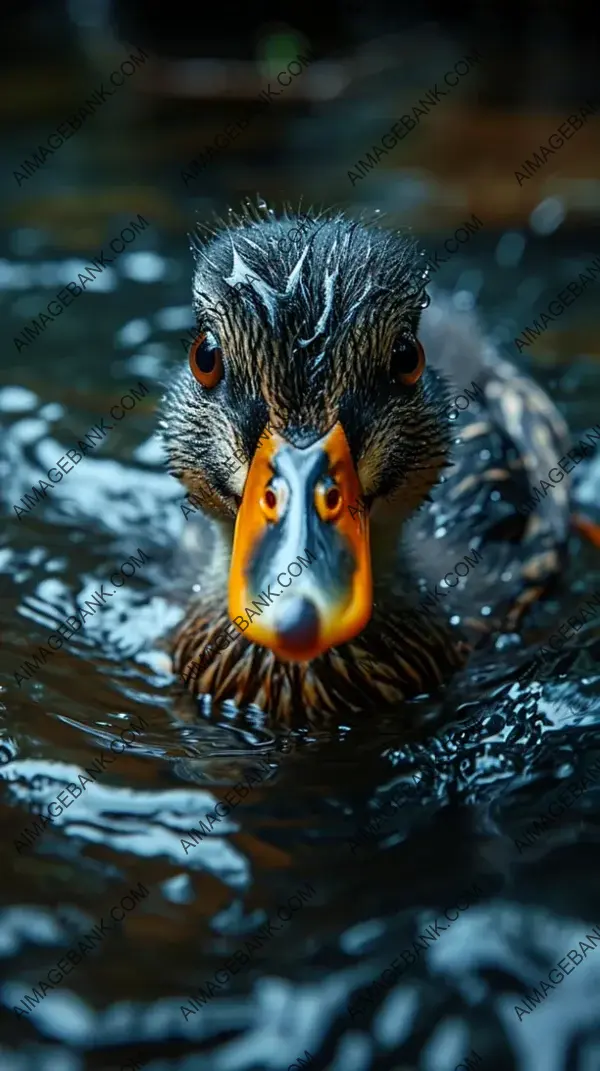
[2, 2, 600, 1070]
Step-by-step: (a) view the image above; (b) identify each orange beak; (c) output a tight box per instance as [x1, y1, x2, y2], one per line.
[228, 422, 372, 662]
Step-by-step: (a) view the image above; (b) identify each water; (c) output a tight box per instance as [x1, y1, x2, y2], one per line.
[1, 224, 600, 1071]
[2, 17, 600, 1071]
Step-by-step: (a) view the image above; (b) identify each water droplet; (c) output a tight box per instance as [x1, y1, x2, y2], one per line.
[481, 605, 492, 616]
[450, 614, 461, 625]
[434, 526, 447, 539]
[495, 230, 526, 268]
[453, 289, 475, 311]
[500, 570, 513, 582]
[258, 198, 267, 210]
[490, 490, 501, 502]
[494, 632, 521, 650]
[449, 412, 458, 420]
[479, 449, 491, 461]
[530, 196, 565, 236]
[192, 583, 201, 593]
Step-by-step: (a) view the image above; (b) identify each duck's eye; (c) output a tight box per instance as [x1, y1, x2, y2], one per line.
[392, 338, 426, 385]
[189, 333, 224, 389]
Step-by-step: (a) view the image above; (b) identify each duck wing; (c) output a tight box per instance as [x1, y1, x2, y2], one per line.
[414, 295, 571, 637]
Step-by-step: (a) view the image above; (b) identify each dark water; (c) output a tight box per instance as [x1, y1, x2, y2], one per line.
[3, 13, 600, 1071]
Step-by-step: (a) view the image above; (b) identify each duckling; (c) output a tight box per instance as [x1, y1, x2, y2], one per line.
[160, 203, 575, 725]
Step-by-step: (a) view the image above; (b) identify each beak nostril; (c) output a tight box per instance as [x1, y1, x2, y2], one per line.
[326, 487, 340, 510]
[265, 489, 277, 510]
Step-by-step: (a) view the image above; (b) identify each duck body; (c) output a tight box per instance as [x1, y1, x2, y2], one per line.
[161, 206, 571, 725]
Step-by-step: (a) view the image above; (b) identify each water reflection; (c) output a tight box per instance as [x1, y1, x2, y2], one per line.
[1, 5, 600, 1070]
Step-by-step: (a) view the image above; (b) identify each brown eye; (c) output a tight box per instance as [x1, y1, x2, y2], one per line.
[189, 333, 224, 389]
[315, 480, 343, 522]
[392, 338, 426, 385]
[260, 484, 280, 522]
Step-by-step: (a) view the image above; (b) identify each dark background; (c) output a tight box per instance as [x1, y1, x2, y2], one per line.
[1, 2, 600, 1071]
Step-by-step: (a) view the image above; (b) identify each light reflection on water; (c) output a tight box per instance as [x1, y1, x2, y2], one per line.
[1, 31, 600, 1071]
[1, 217, 600, 1069]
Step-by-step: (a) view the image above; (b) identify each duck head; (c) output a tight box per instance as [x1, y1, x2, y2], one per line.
[161, 205, 453, 665]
